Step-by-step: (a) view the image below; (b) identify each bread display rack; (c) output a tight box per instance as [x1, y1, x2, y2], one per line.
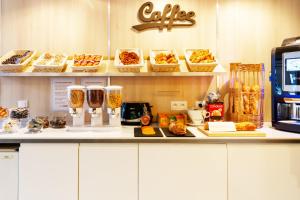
[229, 63, 265, 128]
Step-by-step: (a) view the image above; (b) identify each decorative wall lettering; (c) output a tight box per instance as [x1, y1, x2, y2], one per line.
[132, 1, 196, 31]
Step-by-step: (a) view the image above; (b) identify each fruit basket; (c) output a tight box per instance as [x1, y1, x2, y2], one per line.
[150, 50, 180, 72]
[114, 48, 144, 73]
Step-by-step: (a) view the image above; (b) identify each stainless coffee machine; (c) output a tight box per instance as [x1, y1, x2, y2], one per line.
[271, 36, 300, 132]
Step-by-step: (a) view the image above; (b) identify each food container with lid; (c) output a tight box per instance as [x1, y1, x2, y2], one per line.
[105, 86, 123, 111]
[86, 85, 105, 109]
[50, 116, 67, 129]
[114, 48, 144, 73]
[67, 85, 85, 109]
[105, 85, 123, 126]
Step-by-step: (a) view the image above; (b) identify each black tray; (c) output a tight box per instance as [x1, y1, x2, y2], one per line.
[134, 127, 163, 137]
[161, 128, 195, 137]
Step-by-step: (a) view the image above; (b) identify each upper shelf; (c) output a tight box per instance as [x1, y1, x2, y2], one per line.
[0, 60, 226, 77]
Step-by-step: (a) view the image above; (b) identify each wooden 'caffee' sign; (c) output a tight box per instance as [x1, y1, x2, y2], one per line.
[132, 1, 196, 31]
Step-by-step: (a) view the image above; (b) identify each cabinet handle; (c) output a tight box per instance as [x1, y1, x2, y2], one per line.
[0, 155, 14, 160]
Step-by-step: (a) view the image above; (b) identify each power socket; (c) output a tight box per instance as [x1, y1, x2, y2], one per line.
[171, 101, 188, 111]
[195, 101, 206, 109]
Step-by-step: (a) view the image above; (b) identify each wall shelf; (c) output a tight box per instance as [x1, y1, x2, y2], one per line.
[0, 60, 226, 77]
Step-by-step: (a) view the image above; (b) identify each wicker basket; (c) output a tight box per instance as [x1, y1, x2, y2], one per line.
[32, 66, 66, 72]
[114, 48, 144, 73]
[187, 64, 217, 72]
[184, 49, 218, 72]
[229, 63, 265, 128]
[151, 65, 179, 72]
[117, 67, 141, 73]
[150, 50, 180, 72]
[32, 53, 67, 72]
[0, 50, 36, 72]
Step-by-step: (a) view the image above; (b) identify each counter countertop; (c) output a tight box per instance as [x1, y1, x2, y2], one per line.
[1, 124, 300, 143]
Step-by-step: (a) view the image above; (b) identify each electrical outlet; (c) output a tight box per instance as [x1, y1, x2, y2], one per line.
[195, 101, 206, 109]
[171, 101, 188, 111]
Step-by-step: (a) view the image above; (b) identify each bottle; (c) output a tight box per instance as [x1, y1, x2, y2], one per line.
[140, 104, 151, 126]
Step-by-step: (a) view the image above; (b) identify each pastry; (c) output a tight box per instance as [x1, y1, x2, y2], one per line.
[189, 50, 215, 63]
[119, 51, 139, 65]
[169, 120, 187, 135]
[141, 126, 155, 135]
[74, 54, 102, 67]
[155, 53, 178, 64]
[0, 107, 8, 119]
[235, 122, 257, 131]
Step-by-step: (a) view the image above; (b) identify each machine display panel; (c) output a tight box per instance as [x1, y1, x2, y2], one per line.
[283, 51, 300, 92]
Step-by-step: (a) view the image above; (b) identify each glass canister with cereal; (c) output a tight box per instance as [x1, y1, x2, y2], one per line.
[105, 85, 123, 126]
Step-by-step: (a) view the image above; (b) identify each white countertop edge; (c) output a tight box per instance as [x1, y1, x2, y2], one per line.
[0, 123, 300, 142]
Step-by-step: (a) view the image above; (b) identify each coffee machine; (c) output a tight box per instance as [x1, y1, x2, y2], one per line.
[86, 85, 104, 127]
[271, 36, 300, 132]
[67, 85, 85, 127]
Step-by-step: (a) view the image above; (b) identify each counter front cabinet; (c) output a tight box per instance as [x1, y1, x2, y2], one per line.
[19, 143, 79, 200]
[228, 144, 300, 200]
[139, 143, 227, 200]
[79, 143, 138, 200]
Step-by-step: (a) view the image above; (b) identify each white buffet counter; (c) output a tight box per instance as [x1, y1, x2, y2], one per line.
[2, 124, 300, 200]
[0, 124, 300, 142]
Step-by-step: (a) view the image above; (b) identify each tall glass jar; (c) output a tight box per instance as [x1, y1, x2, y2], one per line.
[105, 86, 123, 114]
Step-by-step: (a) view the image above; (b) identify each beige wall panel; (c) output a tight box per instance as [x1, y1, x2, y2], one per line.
[1, 0, 108, 55]
[0, 77, 51, 117]
[218, 0, 300, 121]
[110, 0, 217, 56]
[111, 76, 213, 116]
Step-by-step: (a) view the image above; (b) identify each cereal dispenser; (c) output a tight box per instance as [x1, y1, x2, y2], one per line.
[86, 85, 104, 127]
[67, 85, 85, 127]
[105, 86, 123, 126]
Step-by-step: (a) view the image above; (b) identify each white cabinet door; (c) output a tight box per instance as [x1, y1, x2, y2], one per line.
[139, 144, 227, 200]
[19, 143, 78, 200]
[79, 143, 138, 200]
[228, 144, 300, 200]
[0, 151, 18, 200]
